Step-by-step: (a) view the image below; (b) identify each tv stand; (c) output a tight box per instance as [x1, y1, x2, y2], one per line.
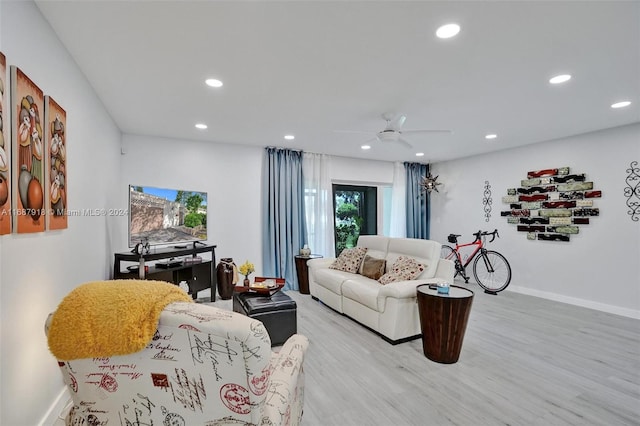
[114, 244, 217, 301]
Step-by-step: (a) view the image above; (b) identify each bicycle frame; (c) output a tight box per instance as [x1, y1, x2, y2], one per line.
[451, 239, 484, 269]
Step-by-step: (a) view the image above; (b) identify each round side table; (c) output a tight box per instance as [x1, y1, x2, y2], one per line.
[294, 254, 322, 294]
[416, 284, 474, 364]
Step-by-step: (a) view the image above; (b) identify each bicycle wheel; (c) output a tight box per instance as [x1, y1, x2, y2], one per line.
[473, 250, 511, 293]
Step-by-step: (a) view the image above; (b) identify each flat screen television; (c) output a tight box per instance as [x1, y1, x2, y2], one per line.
[128, 185, 207, 247]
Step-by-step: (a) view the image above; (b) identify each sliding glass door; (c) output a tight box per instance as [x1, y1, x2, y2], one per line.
[333, 184, 377, 256]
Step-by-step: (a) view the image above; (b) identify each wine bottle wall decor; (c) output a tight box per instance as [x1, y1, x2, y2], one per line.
[501, 167, 601, 242]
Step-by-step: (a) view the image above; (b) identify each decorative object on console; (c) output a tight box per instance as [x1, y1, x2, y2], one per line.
[238, 260, 255, 286]
[11, 66, 45, 234]
[419, 172, 442, 194]
[625, 161, 639, 222]
[0, 52, 11, 236]
[216, 257, 238, 300]
[483, 180, 492, 222]
[502, 166, 601, 241]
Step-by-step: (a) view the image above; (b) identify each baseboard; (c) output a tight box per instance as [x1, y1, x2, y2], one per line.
[508, 285, 640, 320]
[38, 386, 70, 426]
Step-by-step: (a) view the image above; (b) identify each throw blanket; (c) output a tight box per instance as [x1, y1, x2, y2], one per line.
[48, 280, 193, 360]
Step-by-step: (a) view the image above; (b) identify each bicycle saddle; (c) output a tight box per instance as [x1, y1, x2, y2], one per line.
[447, 234, 461, 244]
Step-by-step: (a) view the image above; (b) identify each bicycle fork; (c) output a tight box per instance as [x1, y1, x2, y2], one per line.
[478, 248, 496, 273]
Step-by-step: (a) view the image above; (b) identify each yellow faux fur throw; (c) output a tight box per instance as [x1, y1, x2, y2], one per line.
[48, 280, 193, 360]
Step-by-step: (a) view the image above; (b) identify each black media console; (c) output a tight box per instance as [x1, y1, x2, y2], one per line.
[113, 243, 217, 301]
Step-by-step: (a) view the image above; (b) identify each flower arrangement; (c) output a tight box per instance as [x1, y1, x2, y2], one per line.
[238, 260, 255, 277]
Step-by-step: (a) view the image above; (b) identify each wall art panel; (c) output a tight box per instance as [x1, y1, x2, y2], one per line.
[0, 52, 10, 235]
[11, 66, 45, 233]
[44, 96, 67, 230]
[502, 166, 601, 241]
[625, 161, 639, 222]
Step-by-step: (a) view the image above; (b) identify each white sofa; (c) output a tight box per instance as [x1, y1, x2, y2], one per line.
[308, 235, 455, 344]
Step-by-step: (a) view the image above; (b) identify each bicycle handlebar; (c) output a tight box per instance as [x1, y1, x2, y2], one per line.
[472, 229, 500, 243]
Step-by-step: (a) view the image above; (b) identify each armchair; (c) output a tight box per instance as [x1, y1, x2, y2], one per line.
[45, 282, 308, 425]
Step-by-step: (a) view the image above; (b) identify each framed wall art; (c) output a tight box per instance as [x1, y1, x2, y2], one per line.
[44, 96, 67, 230]
[0, 52, 10, 235]
[11, 66, 45, 233]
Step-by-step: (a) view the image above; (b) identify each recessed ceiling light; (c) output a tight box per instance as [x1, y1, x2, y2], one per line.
[284, 135, 295, 140]
[611, 101, 631, 109]
[436, 23, 460, 39]
[549, 74, 571, 84]
[195, 123, 207, 130]
[485, 134, 497, 140]
[205, 78, 223, 88]
[416, 152, 425, 157]
[361, 145, 371, 150]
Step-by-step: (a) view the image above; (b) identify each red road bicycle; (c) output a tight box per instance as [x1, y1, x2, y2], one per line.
[440, 229, 512, 294]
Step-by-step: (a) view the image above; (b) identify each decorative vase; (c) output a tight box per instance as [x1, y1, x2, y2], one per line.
[216, 258, 236, 300]
[300, 244, 311, 257]
[243, 276, 250, 287]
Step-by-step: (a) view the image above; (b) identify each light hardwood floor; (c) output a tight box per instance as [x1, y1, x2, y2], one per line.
[53, 286, 638, 425]
[269, 285, 640, 426]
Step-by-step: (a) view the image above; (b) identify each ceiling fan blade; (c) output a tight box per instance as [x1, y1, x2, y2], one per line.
[333, 129, 375, 135]
[397, 137, 413, 149]
[402, 129, 452, 134]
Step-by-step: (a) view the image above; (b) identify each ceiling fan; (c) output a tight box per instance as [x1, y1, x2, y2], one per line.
[335, 113, 451, 149]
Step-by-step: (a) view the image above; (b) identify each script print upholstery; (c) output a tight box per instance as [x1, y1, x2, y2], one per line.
[48, 301, 308, 425]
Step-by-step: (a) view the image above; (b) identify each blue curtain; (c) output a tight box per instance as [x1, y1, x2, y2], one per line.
[262, 147, 306, 290]
[404, 162, 430, 239]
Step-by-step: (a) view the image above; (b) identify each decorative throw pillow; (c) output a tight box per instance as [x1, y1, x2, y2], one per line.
[360, 255, 386, 280]
[329, 247, 368, 273]
[378, 255, 425, 285]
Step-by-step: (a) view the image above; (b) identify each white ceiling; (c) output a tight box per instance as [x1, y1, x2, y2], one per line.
[35, 0, 640, 163]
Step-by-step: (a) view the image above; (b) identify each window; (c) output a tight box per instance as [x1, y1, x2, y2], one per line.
[333, 184, 377, 255]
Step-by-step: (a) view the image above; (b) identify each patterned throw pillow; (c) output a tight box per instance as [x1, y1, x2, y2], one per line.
[329, 247, 368, 273]
[360, 255, 387, 280]
[378, 255, 425, 285]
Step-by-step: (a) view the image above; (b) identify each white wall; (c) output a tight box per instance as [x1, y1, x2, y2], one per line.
[0, 2, 122, 425]
[430, 124, 640, 318]
[117, 134, 265, 281]
[117, 138, 398, 291]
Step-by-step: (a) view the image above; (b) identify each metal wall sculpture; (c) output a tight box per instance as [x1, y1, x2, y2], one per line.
[501, 167, 601, 241]
[625, 161, 639, 222]
[482, 180, 492, 222]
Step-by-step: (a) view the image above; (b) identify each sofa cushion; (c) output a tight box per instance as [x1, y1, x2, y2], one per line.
[386, 238, 442, 279]
[330, 247, 367, 273]
[378, 255, 425, 285]
[360, 255, 386, 280]
[342, 276, 382, 312]
[313, 267, 356, 295]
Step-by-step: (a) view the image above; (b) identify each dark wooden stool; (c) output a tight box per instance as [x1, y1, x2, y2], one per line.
[233, 291, 297, 346]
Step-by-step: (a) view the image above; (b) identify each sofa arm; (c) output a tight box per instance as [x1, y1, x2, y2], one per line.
[260, 334, 310, 426]
[435, 258, 455, 283]
[378, 279, 431, 300]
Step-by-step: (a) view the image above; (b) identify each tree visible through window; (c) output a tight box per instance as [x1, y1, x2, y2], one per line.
[333, 184, 377, 255]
